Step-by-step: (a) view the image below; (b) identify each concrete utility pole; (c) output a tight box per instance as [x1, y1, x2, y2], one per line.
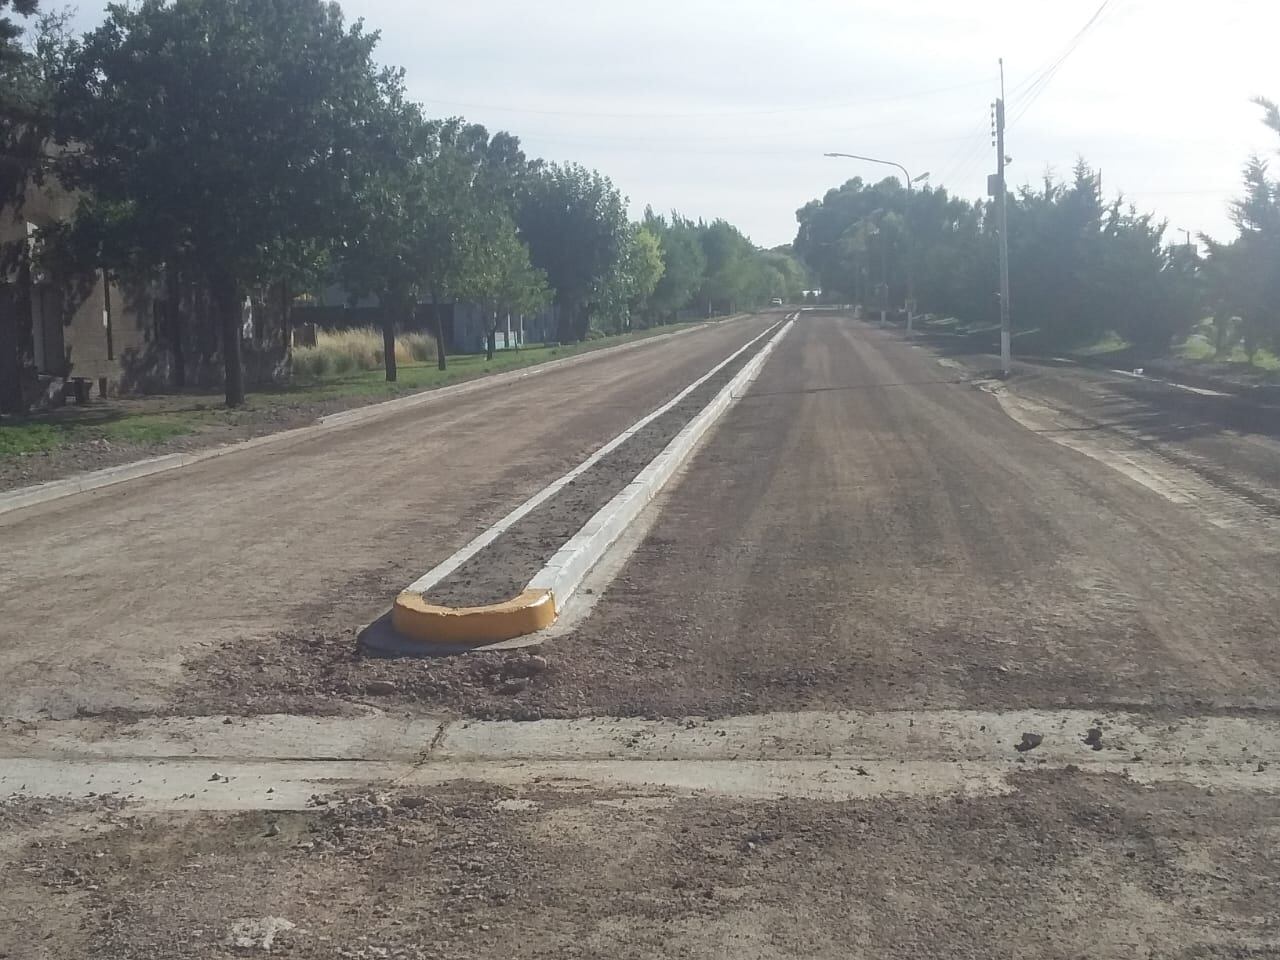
[824, 153, 929, 334]
[993, 60, 1012, 377]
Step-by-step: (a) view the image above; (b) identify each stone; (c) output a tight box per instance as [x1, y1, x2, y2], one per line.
[1015, 732, 1043, 753]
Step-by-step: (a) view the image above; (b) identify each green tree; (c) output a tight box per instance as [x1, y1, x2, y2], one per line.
[697, 219, 756, 314]
[1212, 101, 1280, 359]
[517, 162, 630, 342]
[621, 225, 665, 328]
[0, 0, 40, 203]
[464, 211, 549, 360]
[416, 119, 529, 370]
[338, 85, 432, 383]
[56, 0, 387, 406]
[761, 247, 809, 302]
[643, 209, 705, 323]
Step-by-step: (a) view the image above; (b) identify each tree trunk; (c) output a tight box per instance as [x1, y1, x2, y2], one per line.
[433, 292, 447, 371]
[555, 302, 574, 344]
[382, 302, 397, 383]
[486, 310, 496, 361]
[280, 277, 292, 368]
[0, 285, 24, 414]
[212, 271, 245, 408]
[166, 268, 185, 389]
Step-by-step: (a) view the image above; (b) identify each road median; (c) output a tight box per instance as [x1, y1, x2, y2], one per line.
[379, 314, 796, 651]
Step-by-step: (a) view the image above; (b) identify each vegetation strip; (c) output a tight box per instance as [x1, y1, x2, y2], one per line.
[0, 318, 747, 517]
[422, 323, 785, 608]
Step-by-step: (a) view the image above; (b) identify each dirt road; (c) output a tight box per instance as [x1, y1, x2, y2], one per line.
[0, 315, 774, 720]
[5, 311, 1280, 958]
[368, 313, 1280, 720]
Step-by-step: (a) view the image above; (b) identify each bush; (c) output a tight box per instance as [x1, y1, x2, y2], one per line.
[290, 326, 437, 380]
[399, 331, 436, 363]
[290, 345, 331, 379]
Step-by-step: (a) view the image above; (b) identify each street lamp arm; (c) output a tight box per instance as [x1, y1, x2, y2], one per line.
[824, 152, 912, 187]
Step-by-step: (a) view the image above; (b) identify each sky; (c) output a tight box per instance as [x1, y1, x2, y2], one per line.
[62, 0, 1280, 249]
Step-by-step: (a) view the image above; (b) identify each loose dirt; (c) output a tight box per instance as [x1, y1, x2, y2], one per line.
[1, 316, 775, 722]
[3, 773, 1276, 959]
[174, 316, 1280, 723]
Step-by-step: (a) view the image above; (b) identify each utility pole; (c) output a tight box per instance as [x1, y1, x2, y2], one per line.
[879, 221, 888, 328]
[993, 59, 1012, 377]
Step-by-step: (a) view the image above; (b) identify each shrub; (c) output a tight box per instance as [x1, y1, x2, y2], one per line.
[290, 345, 331, 379]
[290, 326, 437, 380]
[399, 331, 436, 363]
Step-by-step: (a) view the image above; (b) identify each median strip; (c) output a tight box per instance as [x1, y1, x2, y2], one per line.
[378, 315, 796, 650]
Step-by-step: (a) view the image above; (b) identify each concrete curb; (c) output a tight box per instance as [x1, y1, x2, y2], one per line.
[379, 315, 795, 652]
[0, 315, 750, 519]
[391, 588, 556, 644]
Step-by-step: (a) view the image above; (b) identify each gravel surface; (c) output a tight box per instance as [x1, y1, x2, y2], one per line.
[425, 324, 778, 607]
[0, 316, 775, 722]
[4, 773, 1277, 959]
[0, 326, 734, 494]
[168, 314, 1280, 722]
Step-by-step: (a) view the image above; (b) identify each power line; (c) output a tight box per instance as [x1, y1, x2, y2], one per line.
[1009, 0, 1118, 127]
[933, 110, 999, 190]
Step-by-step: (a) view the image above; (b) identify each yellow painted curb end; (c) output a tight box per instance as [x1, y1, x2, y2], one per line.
[391, 588, 557, 646]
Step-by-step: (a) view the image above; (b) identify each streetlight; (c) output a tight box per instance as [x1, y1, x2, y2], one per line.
[824, 152, 929, 334]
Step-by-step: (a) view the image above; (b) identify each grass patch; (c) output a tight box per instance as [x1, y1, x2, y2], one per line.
[0, 410, 207, 457]
[0, 421, 63, 456]
[1072, 331, 1129, 357]
[1177, 335, 1280, 371]
[0, 319, 712, 462]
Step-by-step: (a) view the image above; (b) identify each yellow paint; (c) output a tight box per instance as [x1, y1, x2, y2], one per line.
[391, 588, 558, 646]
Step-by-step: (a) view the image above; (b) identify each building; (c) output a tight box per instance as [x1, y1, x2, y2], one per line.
[0, 173, 150, 412]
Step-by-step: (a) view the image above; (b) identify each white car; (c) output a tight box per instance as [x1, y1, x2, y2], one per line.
[770, 297, 784, 306]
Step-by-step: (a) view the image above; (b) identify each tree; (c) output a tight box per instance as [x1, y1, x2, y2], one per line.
[517, 162, 629, 342]
[338, 83, 430, 383]
[56, 0, 388, 406]
[761, 247, 809, 303]
[415, 119, 526, 370]
[697, 219, 757, 314]
[643, 210, 705, 324]
[793, 160, 1207, 356]
[0, 0, 44, 414]
[621, 225, 664, 329]
[0, 0, 40, 203]
[464, 213, 549, 359]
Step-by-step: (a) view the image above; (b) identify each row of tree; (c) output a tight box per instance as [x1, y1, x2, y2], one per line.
[0, 0, 803, 409]
[794, 101, 1280, 365]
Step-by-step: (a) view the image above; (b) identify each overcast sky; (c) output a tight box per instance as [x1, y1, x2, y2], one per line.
[65, 0, 1279, 248]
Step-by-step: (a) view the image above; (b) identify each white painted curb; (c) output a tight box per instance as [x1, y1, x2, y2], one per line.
[528, 317, 794, 609]
[0, 315, 749, 518]
[400, 318, 783, 597]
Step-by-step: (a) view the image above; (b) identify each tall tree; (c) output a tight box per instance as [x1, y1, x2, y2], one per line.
[643, 210, 706, 324]
[620, 225, 664, 329]
[464, 212, 549, 359]
[0, 0, 40, 414]
[517, 162, 629, 342]
[416, 119, 521, 370]
[56, 0, 388, 406]
[338, 83, 430, 383]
